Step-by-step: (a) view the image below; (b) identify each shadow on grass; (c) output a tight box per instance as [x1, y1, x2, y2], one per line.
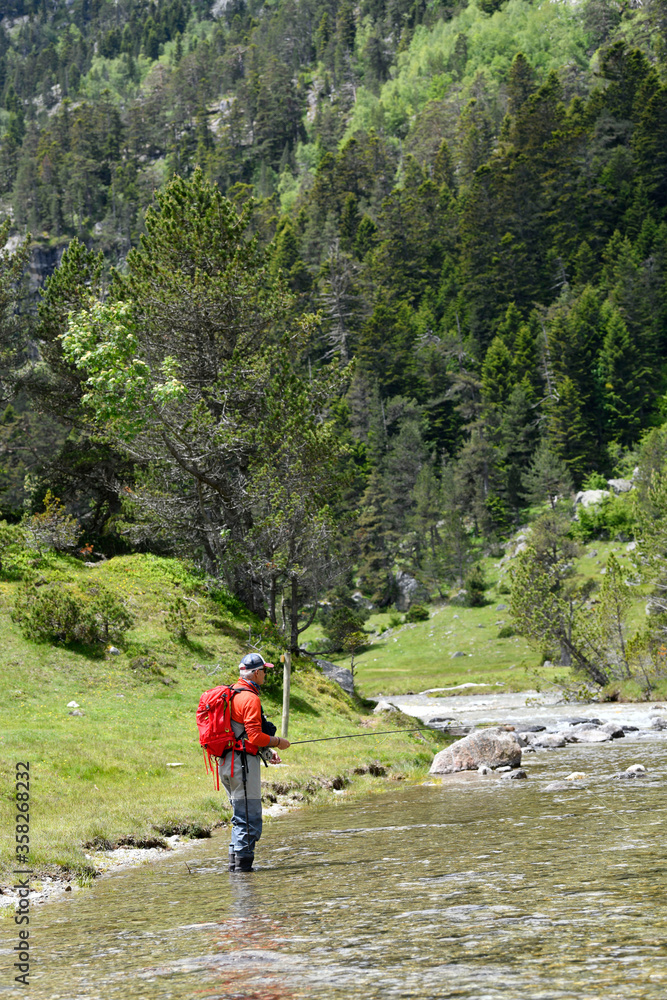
[172, 637, 214, 657]
[52, 639, 107, 660]
[289, 695, 320, 717]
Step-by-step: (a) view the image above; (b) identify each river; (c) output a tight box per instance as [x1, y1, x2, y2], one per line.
[3, 732, 667, 999]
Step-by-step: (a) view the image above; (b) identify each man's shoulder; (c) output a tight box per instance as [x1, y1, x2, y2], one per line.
[232, 683, 261, 705]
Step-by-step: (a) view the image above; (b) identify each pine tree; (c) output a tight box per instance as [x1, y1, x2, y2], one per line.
[522, 438, 573, 509]
[481, 336, 514, 408]
[547, 376, 590, 483]
[597, 305, 644, 446]
[498, 382, 538, 512]
[356, 468, 395, 605]
[507, 52, 536, 116]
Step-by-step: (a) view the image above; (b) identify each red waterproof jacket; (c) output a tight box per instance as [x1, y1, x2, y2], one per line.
[230, 679, 272, 753]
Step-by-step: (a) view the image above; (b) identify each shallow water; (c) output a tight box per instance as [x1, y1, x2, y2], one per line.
[3, 737, 667, 1000]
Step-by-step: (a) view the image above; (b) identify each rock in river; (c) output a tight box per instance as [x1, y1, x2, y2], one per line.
[430, 727, 522, 774]
[528, 732, 567, 749]
[565, 724, 612, 743]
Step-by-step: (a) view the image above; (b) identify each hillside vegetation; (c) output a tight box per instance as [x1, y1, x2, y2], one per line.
[2, 0, 667, 724]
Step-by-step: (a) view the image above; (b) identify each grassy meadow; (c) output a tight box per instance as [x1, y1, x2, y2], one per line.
[305, 540, 653, 699]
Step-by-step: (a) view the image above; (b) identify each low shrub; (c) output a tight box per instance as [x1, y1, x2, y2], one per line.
[87, 585, 136, 641]
[23, 491, 81, 553]
[463, 564, 487, 607]
[0, 521, 33, 579]
[497, 624, 516, 638]
[12, 583, 135, 646]
[165, 596, 199, 640]
[572, 494, 636, 542]
[405, 604, 430, 622]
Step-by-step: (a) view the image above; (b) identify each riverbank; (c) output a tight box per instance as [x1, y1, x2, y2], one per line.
[0, 553, 446, 887]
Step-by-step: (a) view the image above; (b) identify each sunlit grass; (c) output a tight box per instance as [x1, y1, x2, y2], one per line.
[303, 540, 654, 699]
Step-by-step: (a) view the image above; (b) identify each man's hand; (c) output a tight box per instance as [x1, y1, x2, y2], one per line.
[275, 737, 290, 750]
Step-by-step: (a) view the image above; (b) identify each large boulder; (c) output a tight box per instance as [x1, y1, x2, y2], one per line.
[315, 659, 354, 697]
[574, 489, 611, 508]
[430, 728, 522, 774]
[394, 570, 429, 611]
[607, 478, 633, 494]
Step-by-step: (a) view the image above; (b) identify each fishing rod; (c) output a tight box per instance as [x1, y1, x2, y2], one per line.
[289, 728, 431, 745]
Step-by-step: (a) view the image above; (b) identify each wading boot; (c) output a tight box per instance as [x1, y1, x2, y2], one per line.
[228, 849, 235, 872]
[234, 853, 254, 872]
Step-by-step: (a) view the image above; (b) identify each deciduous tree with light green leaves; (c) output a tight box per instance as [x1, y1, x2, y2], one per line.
[61, 169, 348, 620]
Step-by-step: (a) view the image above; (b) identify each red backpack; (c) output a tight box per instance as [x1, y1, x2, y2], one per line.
[196, 683, 257, 788]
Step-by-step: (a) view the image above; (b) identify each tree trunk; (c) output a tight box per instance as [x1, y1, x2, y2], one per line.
[290, 574, 299, 654]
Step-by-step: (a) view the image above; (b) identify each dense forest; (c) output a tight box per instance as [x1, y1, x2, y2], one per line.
[3, 0, 667, 659]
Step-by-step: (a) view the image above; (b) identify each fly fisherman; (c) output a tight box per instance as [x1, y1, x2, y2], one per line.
[219, 652, 290, 872]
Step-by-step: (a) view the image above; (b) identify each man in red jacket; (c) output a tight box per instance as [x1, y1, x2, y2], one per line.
[219, 652, 290, 872]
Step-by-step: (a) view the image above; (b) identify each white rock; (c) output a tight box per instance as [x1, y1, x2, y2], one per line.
[625, 764, 647, 775]
[565, 772, 587, 781]
[574, 489, 611, 508]
[607, 478, 633, 494]
[166, 762, 185, 767]
[567, 728, 611, 743]
[67, 701, 80, 708]
[108, 646, 121, 655]
[529, 732, 567, 748]
[373, 700, 397, 714]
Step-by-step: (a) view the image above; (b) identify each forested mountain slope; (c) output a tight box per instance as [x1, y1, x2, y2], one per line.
[2, 0, 667, 636]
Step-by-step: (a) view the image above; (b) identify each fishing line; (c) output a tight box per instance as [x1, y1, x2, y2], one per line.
[288, 728, 431, 745]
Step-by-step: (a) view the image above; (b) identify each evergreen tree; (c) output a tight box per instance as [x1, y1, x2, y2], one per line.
[547, 375, 590, 483]
[481, 336, 514, 408]
[507, 52, 536, 115]
[522, 437, 574, 508]
[356, 468, 395, 604]
[598, 305, 644, 445]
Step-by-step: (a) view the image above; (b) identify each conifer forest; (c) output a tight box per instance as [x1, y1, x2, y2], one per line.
[3, 0, 667, 673]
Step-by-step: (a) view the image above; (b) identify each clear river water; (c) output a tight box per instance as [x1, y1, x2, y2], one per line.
[3, 735, 667, 1000]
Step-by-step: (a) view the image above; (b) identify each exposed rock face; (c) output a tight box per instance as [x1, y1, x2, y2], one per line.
[574, 489, 611, 507]
[394, 570, 429, 611]
[430, 728, 522, 774]
[607, 478, 633, 494]
[28, 243, 65, 292]
[316, 660, 354, 697]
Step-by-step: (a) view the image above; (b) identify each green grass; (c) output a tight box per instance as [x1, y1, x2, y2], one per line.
[0, 553, 445, 884]
[304, 539, 656, 699]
